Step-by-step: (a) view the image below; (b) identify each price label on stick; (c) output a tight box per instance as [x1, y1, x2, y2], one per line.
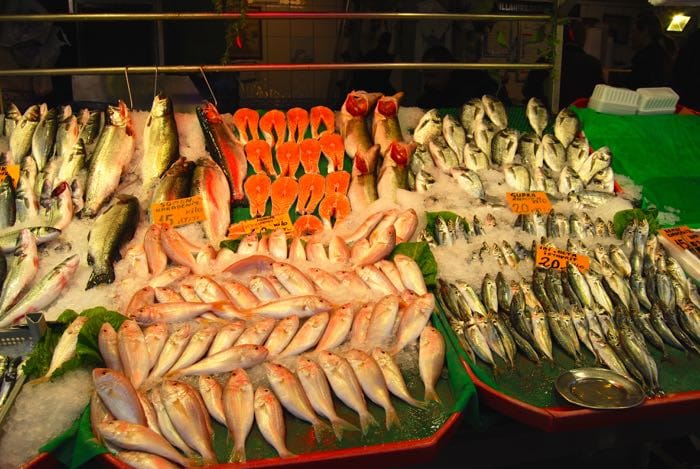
[535, 245, 590, 272]
[505, 191, 552, 214]
[228, 213, 294, 238]
[660, 226, 700, 257]
[150, 195, 206, 227]
[0, 165, 20, 187]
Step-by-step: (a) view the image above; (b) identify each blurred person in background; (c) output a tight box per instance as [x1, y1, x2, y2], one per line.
[625, 12, 673, 89]
[523, 20, 603, 109]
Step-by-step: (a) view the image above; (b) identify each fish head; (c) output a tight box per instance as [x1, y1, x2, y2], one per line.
[388, 141, 414, 166]
[198, 101, 223, 124]
[151, 94, 173, 117]
[296, 357, 317, 376]
[376, 92, 403, 118]
[24, 104, 41, 121]
[254, 386, 275, 407]
[343, 91, 371, 117]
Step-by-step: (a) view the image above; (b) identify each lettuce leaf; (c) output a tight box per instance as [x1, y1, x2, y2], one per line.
[391, 242, 438, 287]
[613, 207, 660, 238]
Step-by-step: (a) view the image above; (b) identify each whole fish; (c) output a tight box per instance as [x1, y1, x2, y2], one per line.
[0, 175, 16, 229]
[54, 106, 79, 161]
[460, 98, 484, 135]
[315, 304, 355, 351]
[42, 181, 74, 230]
[589, 330, 629, 378]
[451, 168, 485, 199]
[318, 351, 378, 435]
[143, 224, 168, 277]
[151, 157, 194, 209]
[223, 369, 255, 462]
[149, 386, 195, 456]
[463, 142, 490, 171]
[8, 105, 40, 164]
[115, 452, 179, 469]
[413, 109, 442, 145]
[16, 156, 39, 222]
[442, 114, 466, 162]
[349, 304, 373, 348]
[196, 101, 247, 204]
[86, 195, 139, 289]
[0, 229, 39, 314]
[32, 105, 60, 170]
[98, 322, 123, 371]
[526, 97, 548, 137]
[97, 420, 190, 466]
[191, 157, 231, 245]
[254, 386, 295, 458]
[209, 321, 246, 356]
[142, 94, 179, 186]
[341, 91, 381, 156]
[531, 307, 554, 361]
[90, 391, 113, 445]
[199, 375, 226, 425]
[248, 295, 332, 319]
[491, 128, 519, 166]
[3, 103, 21, 138]
[419, 326, 445, 403]
[539, 134, 566, 172]
[391, 293, 435, 354]
[372, 91, 404, 155]
[272, 262, 315, 295]
[266, 362, 330, 440]
[161, 380, 216, 463]
[264, 315, 299, 357]
[57, 138, 87, 186]
[92, 368, 145, 425]
[366, 294, 400, 346]
[554, 108, 580, 148]
[143, 322, 168, 371]
[41, 315, 89, 379]
[505, 165, 531, 192]
[168, 325, 218, 373]
[118, 320, 150, 389]
[428, 136, 459, 173]
[278, 312, 330, 358]
[168, 344, 268, 377]
[84, 101, 135, 217]
[371, 347, 424, 407]
[482, 95, 508, 129]
[519, 133, 542, 169]
[147, 323, 193, 382]
[346, 349, 400, 429]
[567, 137, 589, 172]
[577, 147, 612, 185]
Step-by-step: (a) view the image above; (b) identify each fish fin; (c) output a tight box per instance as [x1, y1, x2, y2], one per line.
[385, 405, 400, 430]
[331, 417, 360, 441]
[229, 445, 247, 463]
[86, 267, 115, 290]
[424, 387, 442, 404]
[312, 420, 332, 442]
[359, 411, 378, 435]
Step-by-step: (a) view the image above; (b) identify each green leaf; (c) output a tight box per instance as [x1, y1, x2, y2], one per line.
[220, 238, 241, 252]
[57, 309, 78, 324]
[22, 325, 64, 379]
[613, 208, 661, 238]
[391, 242, 438, 287]
[425, 211, 460, 233]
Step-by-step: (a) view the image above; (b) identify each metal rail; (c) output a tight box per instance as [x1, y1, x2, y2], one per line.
[0, 62, 552, 77]
[0, 12, 551, 22]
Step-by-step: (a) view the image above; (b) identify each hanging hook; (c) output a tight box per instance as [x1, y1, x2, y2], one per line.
[153, 65, 159, 100]
[124, 66, 134, 109]
[199, 66, 218, 107]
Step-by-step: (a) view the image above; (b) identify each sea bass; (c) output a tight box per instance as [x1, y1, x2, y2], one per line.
[142, 94, 179, 186]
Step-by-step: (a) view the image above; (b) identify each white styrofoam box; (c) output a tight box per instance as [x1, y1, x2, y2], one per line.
[589, 84, 640, 115]
[636, 87, 679, 115]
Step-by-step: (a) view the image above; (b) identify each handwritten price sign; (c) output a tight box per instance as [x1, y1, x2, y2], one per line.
[659, 226, 700, 257]
[505, 191, 552, 214]
[228, 213, 294, 239]
[150, 195, 206, 227]
[535, 245, 590, 272]
[0, 165, 20, 187]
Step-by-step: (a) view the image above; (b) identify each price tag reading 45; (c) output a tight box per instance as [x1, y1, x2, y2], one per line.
[659, 226, 700, 257]
[505, 191, 552, 215]
[150, 195, 206, 227]
[535, 245, 590, 273]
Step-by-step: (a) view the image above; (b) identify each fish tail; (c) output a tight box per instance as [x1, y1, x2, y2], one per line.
[359, 411, 378, 435]
[229, 445, 247, 463]
[279, 448, 297, 458]
[330, 417, 360, 441]
[385, 405, 401, 430]
[312, 420, 332, 442]
[406, 397, 429, 410]
[424, 386, 442, 404]
[86, 267, 115, 290]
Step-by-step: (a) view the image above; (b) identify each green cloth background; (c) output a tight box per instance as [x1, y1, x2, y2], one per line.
[572, 107, 700, 228]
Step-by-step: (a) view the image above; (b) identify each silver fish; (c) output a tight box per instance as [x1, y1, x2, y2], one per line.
[460, 98, 484, 135]
[413, 109, 442, 145]
[540, 134, 566, 172]
[554, 108, 580, 148]
[442, 114, 465, 162]
[519, 133, 542, 169]
[482, 95, 508, 129]
[473, 118, 497, 158]
[505, 165, 531, 192]
[567, 137, 589, 172]
[491, 128, 519, 166]
[463, 142, 490, 171]
[526, 97, 548, 137]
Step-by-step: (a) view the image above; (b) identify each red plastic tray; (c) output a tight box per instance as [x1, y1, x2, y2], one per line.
[459, 357, 700, 432]
[24, 413, 462, 468]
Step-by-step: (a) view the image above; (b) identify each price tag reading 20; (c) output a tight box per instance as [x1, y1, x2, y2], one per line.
[535, 245, 590, 273]
[150, 195, 206, 227]
[505, 191, 552, 215]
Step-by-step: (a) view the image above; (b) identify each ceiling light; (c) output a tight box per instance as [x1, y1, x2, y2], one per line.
[667, 14, 691, 32]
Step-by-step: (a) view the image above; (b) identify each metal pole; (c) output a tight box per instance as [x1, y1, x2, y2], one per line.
[550, 1, 564, 112]
[0, 12, 551, 22]
[0, 62, 553, 77]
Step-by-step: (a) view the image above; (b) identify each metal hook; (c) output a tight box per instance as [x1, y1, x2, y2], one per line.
[199, 66, 218, 107]
[153, 66, 158, 99]
[124, 66, 134, 109]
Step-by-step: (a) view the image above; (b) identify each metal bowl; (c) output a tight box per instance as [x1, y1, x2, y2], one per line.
[555, 368, 645, 410]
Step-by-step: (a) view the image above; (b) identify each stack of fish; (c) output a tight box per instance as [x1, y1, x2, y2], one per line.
[438, 218, 700, 396]
[407, 96, 617, 204]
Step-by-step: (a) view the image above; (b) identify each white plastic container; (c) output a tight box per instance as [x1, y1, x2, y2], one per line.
[588, 84, 640, 115]
[636, 87, 679, 115]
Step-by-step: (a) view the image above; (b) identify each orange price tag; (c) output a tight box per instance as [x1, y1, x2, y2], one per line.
[0, 165, 20, 187]
[505, 191, 552, 214]
[150, 195, 206, 227]
[660, 226, 700, 257]
[535, 245, 590, 272]
[228, 213, 294, 239]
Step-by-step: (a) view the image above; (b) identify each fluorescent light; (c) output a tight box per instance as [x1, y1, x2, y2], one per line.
[667, 14, 691, 32]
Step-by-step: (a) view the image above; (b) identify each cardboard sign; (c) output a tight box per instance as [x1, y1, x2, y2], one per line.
[228, 213, 294, 238]
[0, 165, 20, 187]
[150, 195, 206, 227]
[505, 191, 552, 214]
[535, 245, 590, 272]
[660, 226, 700, 257]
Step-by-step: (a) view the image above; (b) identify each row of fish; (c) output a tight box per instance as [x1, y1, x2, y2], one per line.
[91, 320, 444, 466]
[438, 218, 700, 395]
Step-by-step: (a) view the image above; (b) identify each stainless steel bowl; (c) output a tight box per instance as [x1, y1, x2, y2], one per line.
[555, 367, 645, 410]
